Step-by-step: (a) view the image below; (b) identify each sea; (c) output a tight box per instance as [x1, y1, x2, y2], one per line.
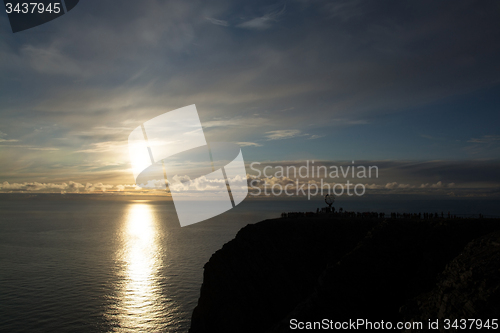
[1, 193, 499, 332]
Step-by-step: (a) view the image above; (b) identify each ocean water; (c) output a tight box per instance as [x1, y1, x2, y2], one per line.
[0, 195, 321, 333]
[0, 194, 499, 332]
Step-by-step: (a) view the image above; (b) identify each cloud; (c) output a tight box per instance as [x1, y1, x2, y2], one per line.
[246, 159, 500, 192]
[363, 182, 414, 190]
[385, 182, 398, 189]
[0, 181, 145, 193]
[76, 141, 127, 153]
[202, 119, 241, 128]
[467, 135, 500, 144]
[264, 130, 322, 141]
[464, 135, 500, 156]
[202, 117, 268, 128]
[78, 125, 135, 136]
[206, 17, 229, 27]
[115, 185, 126, 191]
[237, 142, 262, 147]
[323, 0, 364, 21]
[0, 131, 18, 142]
[265, 129, 303, 140]
[28, 147, 60, 151]
[431, 181, 443, 188]
[237, 5, 286, 30]
[237, 17, 274, 30]
[0, 182, 26, 190]
[84, 182, 114, 192]
[420, 181, 445, 189]
[0, 144, 58, 150]
[21, 45, 84, 77]
[0, 172, 491, 197]
[1, 0, 500, 185]
[0, 181, 83, 192]
[245, 171, 465, 196]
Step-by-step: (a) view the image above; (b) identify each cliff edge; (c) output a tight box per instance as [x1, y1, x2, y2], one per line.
[189, 216, 500, 333]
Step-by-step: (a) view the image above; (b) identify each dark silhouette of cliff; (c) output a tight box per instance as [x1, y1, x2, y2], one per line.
[189, 216, 500, 333]
[401, 230, 500, 332]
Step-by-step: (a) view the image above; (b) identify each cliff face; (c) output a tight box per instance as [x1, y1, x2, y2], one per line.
[189, 218, 377, 333]
[189, 217, 500, 333]
[402, 230, 500, 332]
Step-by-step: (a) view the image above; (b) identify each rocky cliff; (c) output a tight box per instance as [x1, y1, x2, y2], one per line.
[189, 217, 500, 333]
[401, 230, 500, 332]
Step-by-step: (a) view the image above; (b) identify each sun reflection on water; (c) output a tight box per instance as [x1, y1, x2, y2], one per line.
[113, 203, 165, 332]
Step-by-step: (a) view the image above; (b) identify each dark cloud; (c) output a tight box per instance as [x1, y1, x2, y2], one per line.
[248, 159, 500, 188]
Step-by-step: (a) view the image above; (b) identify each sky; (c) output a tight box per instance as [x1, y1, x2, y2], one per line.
[0, 0, 499, 196]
